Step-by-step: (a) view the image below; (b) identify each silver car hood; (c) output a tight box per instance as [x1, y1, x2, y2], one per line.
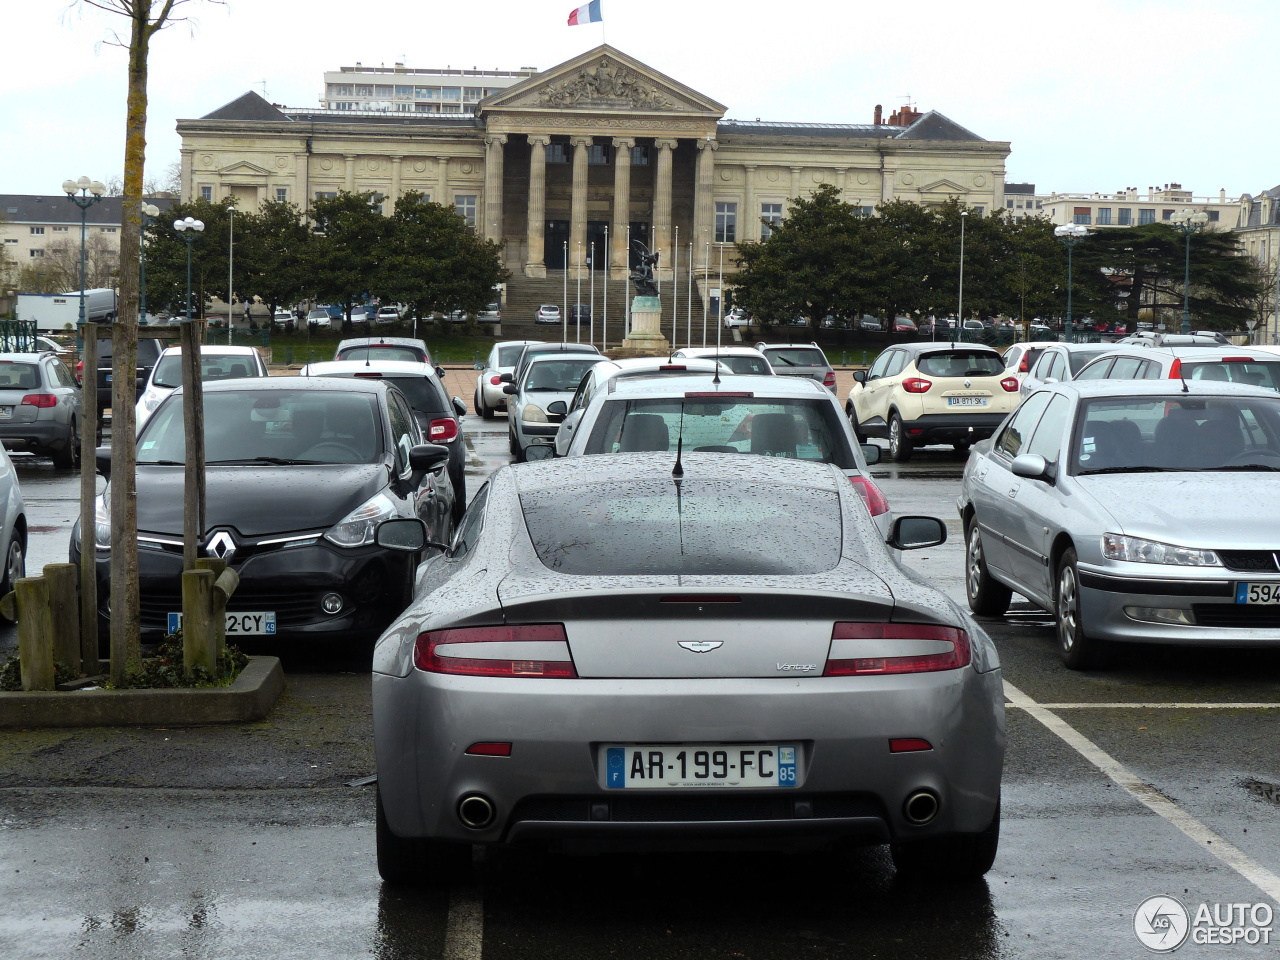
[1076, 473, 1280, 545]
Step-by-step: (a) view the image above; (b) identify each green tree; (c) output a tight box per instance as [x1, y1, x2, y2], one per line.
[238, 200, 312, 317]
[376, 192, 508, 322]
[306, 192, 389, 332]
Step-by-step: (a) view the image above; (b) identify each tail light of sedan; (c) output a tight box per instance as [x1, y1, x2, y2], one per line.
[75, 360, 84, 384]
[429, 418, 459, 443]
[415, 624, 577, 678]
[999, 377, 1020, 392]
[823, 622, 970, 676]
[489, 375, 503, 385]
[21, 394, 58, 408]
[902, 377, 932, 393]
[822, 371, 837, 389]
[848, 476, 890, 517]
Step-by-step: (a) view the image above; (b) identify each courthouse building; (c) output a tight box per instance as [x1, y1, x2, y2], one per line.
[176, 45, 1011, 304]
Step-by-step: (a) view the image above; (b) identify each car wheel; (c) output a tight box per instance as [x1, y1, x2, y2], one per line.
[847, 404, 868, 443]
[509, 426, 520, 458]
[888, 413, 914, 462]
[891, 797, 1000, 880]
[478, 389, 495, 421]
[0, 528, 26, 624]
[1056, 547, 1107, 670]
[375, 788, 470, 886]
[965, 518, 1012, 617]
[52, 418, 80, 470]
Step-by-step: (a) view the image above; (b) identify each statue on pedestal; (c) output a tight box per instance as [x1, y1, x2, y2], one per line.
[628, 243, 660, 298]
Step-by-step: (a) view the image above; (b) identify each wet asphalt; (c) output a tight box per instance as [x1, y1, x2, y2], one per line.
[1, 380, 1278, 960]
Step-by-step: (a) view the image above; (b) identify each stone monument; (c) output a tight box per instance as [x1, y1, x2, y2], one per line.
[618, 244, 670, 356]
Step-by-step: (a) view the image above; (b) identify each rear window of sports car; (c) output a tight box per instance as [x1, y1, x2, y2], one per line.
[520, 480, 842, 575]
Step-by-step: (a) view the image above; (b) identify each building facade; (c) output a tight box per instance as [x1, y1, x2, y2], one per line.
[322, 63, 538, 114]
[1235, 187, 1280, 344]
[176, 45, 1011, 292]
[1037, 184, 1237, 231]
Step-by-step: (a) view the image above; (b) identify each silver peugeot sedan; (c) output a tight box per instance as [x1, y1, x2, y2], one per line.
[958, 379, 1280, 670]
[371, 453, 1005, 885]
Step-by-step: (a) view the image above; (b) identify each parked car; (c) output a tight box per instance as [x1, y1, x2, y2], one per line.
[561, 373, 892, 538]
[1073, 346, 1280, 389]
[535, 305, 562, 325]
[859, 316, 884, 332]
[0, 335, 71, 358]
[300, 359, 469, 522]
[69, 377, 454, 646]
[0, 353, 82, 468]
[504, 342, 602, 392]
[670, 346, 774, 376]
[505, 352, 605, 461]
[135, 345, 270, 431]
[306, 308, 336, 332]
[1019, 342, 1118, 397]
[376, 306, 401, 325]
[0, 443, 26, 619]
[754, 343, 836, 392]
[334, 337, 436, 370]
[370, 453, 1003, 885]
[477, 302, 502, 324]
[474, 340, 543, 420]
[568, 304, 590, 325]
[349, 306, 371, 326]
[553, 357, 729, 456]
[273, 310, 295, 330]
[724, 307, 751, 329]
[1001, 343, 1046, 385]
[847, 342, 1020, 461]
[79, 336, 167, 417]
[892, 317, 919, 335]
[958, 379, 1280, 669]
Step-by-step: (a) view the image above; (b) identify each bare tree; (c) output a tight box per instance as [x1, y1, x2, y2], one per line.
[74, 0, 223, 680]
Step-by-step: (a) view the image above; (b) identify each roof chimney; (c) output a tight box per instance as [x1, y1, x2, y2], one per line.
[874, 104, 883, 125]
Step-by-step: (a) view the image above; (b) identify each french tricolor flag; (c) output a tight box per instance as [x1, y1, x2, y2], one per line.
[567, 0, 602, 25]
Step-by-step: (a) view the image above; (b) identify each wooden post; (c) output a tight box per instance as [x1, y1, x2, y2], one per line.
[180, 322, 207, 572]
[15, 577, 54, 691]
[44, 563, 81, 675]
[79, 324, 99, 672]
[195, 557, 231, 659]
[181, 568, 216, 675]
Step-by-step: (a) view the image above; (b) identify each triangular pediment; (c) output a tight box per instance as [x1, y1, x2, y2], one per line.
[479, 45, 725, 118]
[919, 178, 969, 195]
[218, 161, 271, 178]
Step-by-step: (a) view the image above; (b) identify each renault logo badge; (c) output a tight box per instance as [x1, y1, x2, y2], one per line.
[205, 530, 237, 561]
[678, 641, 723, 653]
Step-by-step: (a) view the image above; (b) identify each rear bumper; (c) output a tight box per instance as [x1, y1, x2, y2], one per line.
[0, 420, 70, 450]
[901, 413, 1010, 445]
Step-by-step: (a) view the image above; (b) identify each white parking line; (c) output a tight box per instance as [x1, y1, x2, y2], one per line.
[1004, 681, 1280, 903]
[1017, 702, 1280, 710]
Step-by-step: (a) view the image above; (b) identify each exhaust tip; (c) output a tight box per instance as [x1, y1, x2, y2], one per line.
[903, 790, 940, 826]
[457, 793, 496, 830]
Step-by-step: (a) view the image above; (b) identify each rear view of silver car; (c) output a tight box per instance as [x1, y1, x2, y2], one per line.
[371, 454, 1005, 885]
[0, 353, 83, 468]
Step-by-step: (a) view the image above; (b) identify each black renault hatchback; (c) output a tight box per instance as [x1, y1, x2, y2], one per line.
[71, 377, 452, 646]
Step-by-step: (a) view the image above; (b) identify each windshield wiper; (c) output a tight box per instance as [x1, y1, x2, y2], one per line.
[1077, 465, 1166, 475]
[139, 459, 184, 466]
[1202, 464, 1280, 472]
[206, 456, 318, 466]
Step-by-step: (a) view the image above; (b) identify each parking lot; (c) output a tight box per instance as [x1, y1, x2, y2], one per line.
[1, 371, 1279, 960]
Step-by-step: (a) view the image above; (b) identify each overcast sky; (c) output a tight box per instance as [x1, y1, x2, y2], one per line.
[5, 0, 1279, 200]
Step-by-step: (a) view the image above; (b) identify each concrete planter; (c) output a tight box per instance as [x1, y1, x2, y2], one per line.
[0, 656, 284, 728]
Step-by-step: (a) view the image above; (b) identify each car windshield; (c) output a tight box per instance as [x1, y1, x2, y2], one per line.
[316, 373, 448, 418]
[520, 478, 842, 575]
[337, 346, 426, 363]
[1067, 349, 1114, 374]
[1074, 395, 1280, 474]
[584, 396, 856, 467]
[523, 358, 601, 391]
[1180, 360, 1280, 391]
[916, 351, 1004, 377]
[720, 355, 771, 375]
[0, 363, 41, 390]
[765, 348, 826, 367]
[139, 390, 383, 465]
[152, 353, 259, 388]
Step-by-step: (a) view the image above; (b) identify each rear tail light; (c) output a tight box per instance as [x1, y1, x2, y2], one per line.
[75, 360, 84, 384]
[659, 364, 687, 371]
[902, 377, 932, 394]
[999, 376, 1020, 392]
[489, 375, 503, 385]
[21, 394, 58, 408]
[429, 418, 459, 442]
[415, 624, 577, 677]
[849, 475, 890, 517]
[823, 371, 837, 389]
[889, 738, 933, 753]
[823, 622, 970, 675]
[465, 742, 513, 757]
[1169, 359, 1183, 379]
[1017, 354, 1031, 373]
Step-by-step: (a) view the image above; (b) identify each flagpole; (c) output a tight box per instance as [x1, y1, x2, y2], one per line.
[717, 243, 724, 351]
[686, 241, 693, 350]
[576, 241, 582, 343]
[702, 241, 709, 347]
[673, 225, 679, 348]
[589, 237, 596, 349]
[603, 225, 609, 352]
[562, 240, 568, 344]
[624, 223, 631, 338]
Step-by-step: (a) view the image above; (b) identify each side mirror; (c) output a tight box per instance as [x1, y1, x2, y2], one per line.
[435, 365, 446, 379]
[524, 444, 556, 461]
[375, 517, 449, 553]
[503, 383, 518, 395]
[472, 362, 485, 370]
[887, 516, 947, 550]
[96, 447, 111, 481]
[859, 443, 881, 466]
[499, 372, 514, 383]
[452, 397, 467, 418]
[1011, 453, 1052, 481]
[852, 370, 867, 384]
[407, 442, 451, 488]
[546, 400, 567, 416]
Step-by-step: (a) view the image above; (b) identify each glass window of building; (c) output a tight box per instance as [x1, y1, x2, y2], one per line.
[29, 249, 44, 258]
[587, 144, 610, 165]
[631, 145, 649, 166]
[761, 202, 783, 239]
[395, 85, 413, 98]
[1007, 199, 1014, 209]
[415, 86, 437, 99]
[546, 143, 568, 164]
[1162, 209, 1175, 220]
[1073, 207, 1091, 225]
[715, 202, 737, 243]
[276, 188, 287, 203]
[441, 104, 461, 113]
[29, 226, 44, 235]
[356, 85, 373, 97]
[440, 87, 461, 100]
[315, 191, 337, 201]
[464, 87, 483, 101]
[375, 85, 393, 97]
[1208, 210, 1220, 222]
[1097, 208, 1112, 225]
[455, 195, 477, 227]
[1138, 209, 1155, 224]
[1118, 208, 1132, 225]
[200, 186, 212, 201]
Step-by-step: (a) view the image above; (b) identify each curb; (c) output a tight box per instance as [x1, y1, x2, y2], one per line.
[0, 656, 285, 728]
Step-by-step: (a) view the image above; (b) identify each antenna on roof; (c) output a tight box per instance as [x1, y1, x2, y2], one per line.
[672, 403, 685, 478]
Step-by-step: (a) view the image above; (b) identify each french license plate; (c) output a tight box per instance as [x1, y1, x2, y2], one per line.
[947, 396, 988, 407]
[602, 744, 798, 789]
[0, 407, 10, 419]
[1235, 583, 1280, 604]
[167, 611, 277, 635]
[104, 374, 112, 383]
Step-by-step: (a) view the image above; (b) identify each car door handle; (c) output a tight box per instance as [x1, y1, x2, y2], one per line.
[1007, 483, 1019, 498]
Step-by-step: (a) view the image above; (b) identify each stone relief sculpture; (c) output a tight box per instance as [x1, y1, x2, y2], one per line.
[628, 243, 660, 298]
[537, 58, 674, 110]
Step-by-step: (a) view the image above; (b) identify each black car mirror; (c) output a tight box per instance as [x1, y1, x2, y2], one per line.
[435, 366, 446, 379]
[375, 517, 449, 553]
[452, 397, 467, 418]
[499, 372, 513, 383]
[852, 369, 867, 383]
[860, 443, 881, 466]
[95, 447, 112, 481]
[472, 362, 484, 370]
[408, 443, 450, 474]
[546, 400, 567, 416]
[888, 516, 947, 550]
[502, 383, 518, 395]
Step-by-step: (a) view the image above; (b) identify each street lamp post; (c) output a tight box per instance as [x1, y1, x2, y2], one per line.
[138, 203, 160, 324]
[1054, 223, 1089, 343]
[1170, 209, 1210, 335]
[173, 216, 205, 320]
[958, 210, 968, 334]
[62, 176, 106, 340]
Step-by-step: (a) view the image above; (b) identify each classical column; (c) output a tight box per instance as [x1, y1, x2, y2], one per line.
[524, 135, 549, 279]
[297, 148, 310, 215]
[344, 155, 357, 192]
[834, 167, 846, 202]
[436, 156, 450, 207]
[569, 136, 591, 279]
[389, 155, 402, 212]
[610, 137, 634, 280]
[652, 139, 676, 281]
[180, 149, 194, 202]
[789, 166, 802, 211]
[483, 135, 507, 243]
[694, 138, 718, 253]
[742, 164, 757, 242]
